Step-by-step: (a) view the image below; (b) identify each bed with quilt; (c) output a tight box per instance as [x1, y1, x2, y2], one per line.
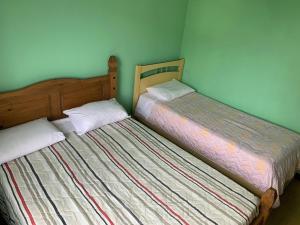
[0, 56, 275, 225]
[133, 59, 300, 207]
[0, 118, 264, 225]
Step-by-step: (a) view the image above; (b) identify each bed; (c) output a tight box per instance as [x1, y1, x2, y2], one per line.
[0, 56, 276, 225]
[133, 59, 300, 207]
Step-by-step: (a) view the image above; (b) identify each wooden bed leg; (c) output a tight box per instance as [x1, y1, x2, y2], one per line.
[108, 56, 118, 98]
[251, 188, 277, 225]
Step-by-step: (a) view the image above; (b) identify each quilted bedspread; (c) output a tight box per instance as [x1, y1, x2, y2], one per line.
[0, 118, 259, 225]
[135, 93, 300, 207]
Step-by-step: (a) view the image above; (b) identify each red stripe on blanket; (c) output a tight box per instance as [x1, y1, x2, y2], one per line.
[119, 122, 249, 221]
[51, 146, 115, 225]
[4, 163, 36, 225]
[88, 132, 190, 225]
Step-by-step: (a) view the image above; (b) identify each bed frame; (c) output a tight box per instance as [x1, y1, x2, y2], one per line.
[133, 59, 277, 225]
[0, 56, 275, 225]
[132, 58, 185, 111]
[0, 56, 117, 129]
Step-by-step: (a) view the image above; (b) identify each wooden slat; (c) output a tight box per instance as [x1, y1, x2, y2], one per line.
[108, 56, 117, 98]
[139, 59, 185, 74]
[140, 72, 181, 94]
[132, 58, 185, 111]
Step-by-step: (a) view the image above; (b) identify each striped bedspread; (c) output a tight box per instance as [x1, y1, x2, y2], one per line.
[0, 118, 260, 225]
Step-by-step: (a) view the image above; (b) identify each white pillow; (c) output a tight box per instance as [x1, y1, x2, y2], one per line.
[146, 79, 195, 101]
[52, 118, 76, 135]
[63, 98, 129, 135]
[0, 118, 65, 164]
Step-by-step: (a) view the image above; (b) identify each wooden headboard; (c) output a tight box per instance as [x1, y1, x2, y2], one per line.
[132, 58, 185, 111]
[0, 56, 118, 129]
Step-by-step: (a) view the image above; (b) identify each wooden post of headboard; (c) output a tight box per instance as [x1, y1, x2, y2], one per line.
[132, 65, 142, 112]
[178, 58, 185, 80]
[108, 56, 117, 98]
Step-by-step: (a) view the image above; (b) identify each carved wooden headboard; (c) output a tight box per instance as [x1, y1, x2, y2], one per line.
[0, 56, 118, 129]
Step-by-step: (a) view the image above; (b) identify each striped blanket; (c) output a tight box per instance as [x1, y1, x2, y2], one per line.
[0, 118, 260, 225]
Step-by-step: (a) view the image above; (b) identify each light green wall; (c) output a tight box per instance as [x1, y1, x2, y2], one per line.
[181, 0, 300, 133]
[0, 0, 188, 110]
[2, 0, 299, 132]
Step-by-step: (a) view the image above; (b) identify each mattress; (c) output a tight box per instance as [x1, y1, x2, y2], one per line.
[0, 118, 259, 225]
[135, 93, 300, 207]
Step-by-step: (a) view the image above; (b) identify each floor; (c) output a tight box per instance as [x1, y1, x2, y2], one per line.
[267, 178, 300, 225]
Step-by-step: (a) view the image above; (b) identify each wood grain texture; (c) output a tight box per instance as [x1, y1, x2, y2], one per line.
[252, 188, 277, 225]
[267, 178, 300, 225]
[0, 56, 117, 129]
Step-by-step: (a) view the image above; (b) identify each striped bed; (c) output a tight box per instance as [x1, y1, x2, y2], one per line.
[0, 118, 260, 225]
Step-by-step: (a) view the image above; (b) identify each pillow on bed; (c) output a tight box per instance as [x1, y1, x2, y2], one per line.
[63, 98, 129, 135]
[146, 79, 195, 101]
[52, 118, 76, 135]
[0, 118, 65, 164]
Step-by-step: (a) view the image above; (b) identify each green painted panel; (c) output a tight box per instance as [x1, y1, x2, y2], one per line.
[181, 0, 300, 133]
[0, 0, 188, 111]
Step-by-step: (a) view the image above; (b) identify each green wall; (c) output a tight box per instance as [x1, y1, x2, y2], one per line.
[1, 0, 299, 133]
[181, 0, 300, 133]
[0, 0, 188, 110]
